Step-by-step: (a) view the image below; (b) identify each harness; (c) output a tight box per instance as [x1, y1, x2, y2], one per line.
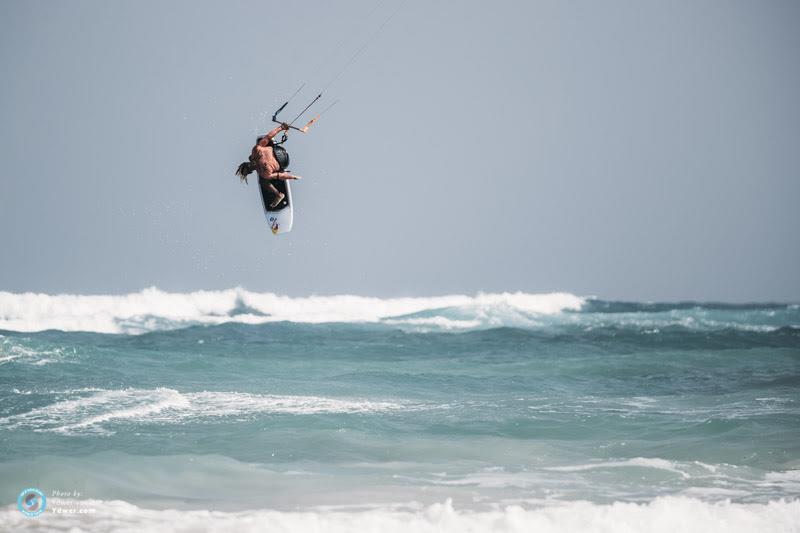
[272, 143, 290, 171]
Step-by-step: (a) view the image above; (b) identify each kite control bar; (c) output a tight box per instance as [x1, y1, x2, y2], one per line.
[272, 93, 323, 134]
[271, 102, 305, 133]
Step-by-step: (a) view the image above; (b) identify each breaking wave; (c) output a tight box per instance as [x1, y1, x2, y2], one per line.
[0, 288, 585, 334]
[0, 288, 796, 335]
[0, 496, 798, 533]
[0, 387, 407, 436]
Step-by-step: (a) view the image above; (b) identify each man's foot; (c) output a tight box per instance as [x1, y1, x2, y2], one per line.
[269, 192, 285, 208]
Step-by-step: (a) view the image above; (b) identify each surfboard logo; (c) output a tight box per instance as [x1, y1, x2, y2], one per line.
[270, 217, 280, 234]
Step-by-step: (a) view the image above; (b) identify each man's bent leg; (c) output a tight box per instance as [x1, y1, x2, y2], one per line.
[268, 180, 285, 208]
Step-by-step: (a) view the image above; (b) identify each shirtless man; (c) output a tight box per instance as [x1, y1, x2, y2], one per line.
[235, 123, 301, 208]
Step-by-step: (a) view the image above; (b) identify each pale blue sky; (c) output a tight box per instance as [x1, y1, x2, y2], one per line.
[1, 0, 798, 301]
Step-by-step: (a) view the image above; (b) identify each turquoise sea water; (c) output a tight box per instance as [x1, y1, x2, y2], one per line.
[0, 290, 798, 531]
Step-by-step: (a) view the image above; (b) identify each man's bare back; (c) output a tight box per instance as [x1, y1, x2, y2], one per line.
[250, 140, 281, 180]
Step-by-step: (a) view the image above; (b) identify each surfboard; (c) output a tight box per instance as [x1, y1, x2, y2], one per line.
[259, 178, 293, 235]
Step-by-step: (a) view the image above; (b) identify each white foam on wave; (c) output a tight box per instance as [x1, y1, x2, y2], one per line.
[383, 316, 484, 330]
[0, 288, 585, 334]
[574, 313, 791, 334]
[0, 388, 407, 435]
[0, 336, 74, 365]
[1, 497, 798, 533]
[761, 470, 800, 492]
[545, 458, 693, 479]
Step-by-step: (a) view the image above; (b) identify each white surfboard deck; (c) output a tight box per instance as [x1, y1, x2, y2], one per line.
[258, 178, 294, 235]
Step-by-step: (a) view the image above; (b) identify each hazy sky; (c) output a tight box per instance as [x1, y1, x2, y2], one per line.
[1, 0, 798, 301]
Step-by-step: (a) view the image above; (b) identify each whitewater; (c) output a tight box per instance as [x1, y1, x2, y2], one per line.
[1, 289, 798, 532]
[0, 288, 587, 334]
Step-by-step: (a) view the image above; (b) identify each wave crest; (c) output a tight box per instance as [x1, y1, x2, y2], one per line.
[0, 387, 407, 435]
[1, 497, 798, 533]
[0, 288, 585, 334]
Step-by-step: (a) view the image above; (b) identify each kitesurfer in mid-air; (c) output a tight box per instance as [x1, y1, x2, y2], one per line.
[235, 123, 301, 208]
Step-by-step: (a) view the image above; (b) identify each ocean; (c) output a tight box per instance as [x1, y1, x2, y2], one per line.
[0, 289, 798, 532]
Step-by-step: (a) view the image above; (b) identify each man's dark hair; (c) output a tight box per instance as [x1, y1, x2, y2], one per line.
[235, 161, 256, 184]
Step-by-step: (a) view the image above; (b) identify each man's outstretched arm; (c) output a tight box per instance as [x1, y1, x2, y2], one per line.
[259, 123, 290, 145]
[270, 171, 301, 180]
